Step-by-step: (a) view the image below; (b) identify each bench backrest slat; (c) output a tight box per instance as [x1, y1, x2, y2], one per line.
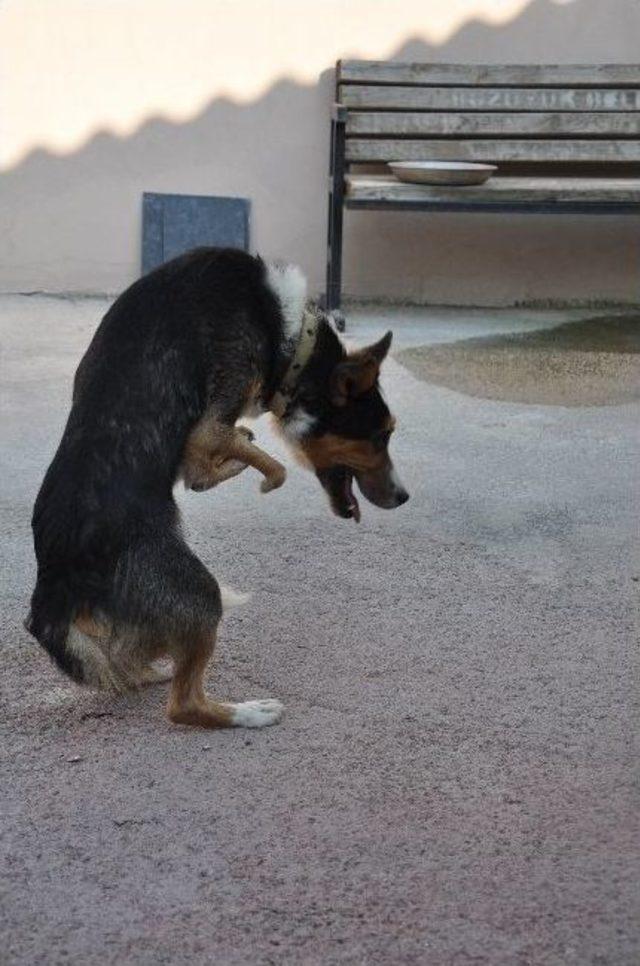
[337, 61, 640, 166]
[339, 85, 640, 113]
[345, 112, 640, 138]
[345, 139, 640, 164]
[338, 61, 640, 87]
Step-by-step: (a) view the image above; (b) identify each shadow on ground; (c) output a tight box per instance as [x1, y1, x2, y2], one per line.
[396, 315, 640, 406]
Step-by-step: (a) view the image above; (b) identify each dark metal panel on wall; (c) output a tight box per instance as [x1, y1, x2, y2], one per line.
[141, 192, 250, 274]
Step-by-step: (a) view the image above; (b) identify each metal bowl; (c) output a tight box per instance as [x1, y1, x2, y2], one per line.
[389, 161, 497, 186]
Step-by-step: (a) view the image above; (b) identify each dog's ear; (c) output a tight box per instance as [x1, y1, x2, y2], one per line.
[329, 332, 392, 407]
[367, 330, 393, 363]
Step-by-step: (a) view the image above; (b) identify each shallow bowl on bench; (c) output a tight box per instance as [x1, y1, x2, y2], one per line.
[389, 161, 497, 186]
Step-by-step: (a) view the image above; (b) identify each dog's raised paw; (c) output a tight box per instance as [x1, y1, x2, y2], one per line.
[230, 699, 284, 728]
[260, 467, 287, 493]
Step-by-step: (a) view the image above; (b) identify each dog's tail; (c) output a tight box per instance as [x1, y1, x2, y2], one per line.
[219, 584, 252, 611]
[25, 576, 83, 682]
[24, 577, 128, 692]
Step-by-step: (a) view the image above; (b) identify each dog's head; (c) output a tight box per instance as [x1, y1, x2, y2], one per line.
[281, 325, 409, 521]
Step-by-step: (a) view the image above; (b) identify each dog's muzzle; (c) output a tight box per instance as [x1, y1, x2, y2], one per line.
[355, 462, 409, 512]
[317, 462, 409, 522]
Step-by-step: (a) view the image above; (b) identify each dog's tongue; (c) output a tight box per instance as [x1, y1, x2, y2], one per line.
[344, 473, 361, 523]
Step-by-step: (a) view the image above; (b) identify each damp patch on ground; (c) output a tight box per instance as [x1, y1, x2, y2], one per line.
[395, 315, 640, 406]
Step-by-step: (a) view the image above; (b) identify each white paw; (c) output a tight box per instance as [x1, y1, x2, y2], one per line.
[230, 699, 284, 728]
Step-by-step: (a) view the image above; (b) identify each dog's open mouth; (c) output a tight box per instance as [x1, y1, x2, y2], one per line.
[341, 469, 361, 522]
[317, 466, 361, 522]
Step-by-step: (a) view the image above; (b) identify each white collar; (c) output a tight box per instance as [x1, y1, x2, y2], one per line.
[270, 309, 319, 418]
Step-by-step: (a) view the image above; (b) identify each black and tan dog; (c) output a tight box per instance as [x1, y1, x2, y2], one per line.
[26, 248, 408, 729]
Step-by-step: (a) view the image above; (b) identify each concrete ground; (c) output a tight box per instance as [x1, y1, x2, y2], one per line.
[1, 296, 638, 965]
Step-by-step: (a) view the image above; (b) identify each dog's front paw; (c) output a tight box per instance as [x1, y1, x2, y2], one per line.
[260, 465, 287, 493]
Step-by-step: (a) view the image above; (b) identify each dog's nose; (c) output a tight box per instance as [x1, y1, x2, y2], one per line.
[395, 488, 409, 506]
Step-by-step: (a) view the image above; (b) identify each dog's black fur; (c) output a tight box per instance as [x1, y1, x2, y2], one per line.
[26, 247, 407, 715]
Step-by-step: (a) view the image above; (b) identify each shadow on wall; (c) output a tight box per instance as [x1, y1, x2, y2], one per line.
[2, 0, 639, 304]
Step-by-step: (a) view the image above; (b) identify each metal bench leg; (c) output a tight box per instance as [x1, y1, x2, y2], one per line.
[325, 110, 346, 332]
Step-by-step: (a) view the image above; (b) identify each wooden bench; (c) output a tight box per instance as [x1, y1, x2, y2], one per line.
[325, 61, 640, 326]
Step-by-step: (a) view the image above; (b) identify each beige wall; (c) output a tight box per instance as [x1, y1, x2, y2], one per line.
[1, 0, 639, 304]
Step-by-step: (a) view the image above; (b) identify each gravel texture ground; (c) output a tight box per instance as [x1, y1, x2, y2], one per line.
[1, 297, 638, 965]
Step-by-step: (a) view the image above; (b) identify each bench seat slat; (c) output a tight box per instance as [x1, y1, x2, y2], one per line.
[346, 138, 640, 163]
[346, 174, 640, 206]
[346, 112, 640, 137]
[339, 85, 640, 112]
[338, 61, 640, 88]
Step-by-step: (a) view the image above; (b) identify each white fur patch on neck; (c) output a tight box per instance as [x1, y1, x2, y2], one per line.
[266, 262, 308, 340]
[282, 406, 316, 441]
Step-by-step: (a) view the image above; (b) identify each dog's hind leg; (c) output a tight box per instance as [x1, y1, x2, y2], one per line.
[117, 529, 283, 729]
[74, 611, 110, 639]
[167, 628, 230, 727]
[167, 627, 283, 730]
[73, 611, 168, 689]
[135, 662, 174, 686]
